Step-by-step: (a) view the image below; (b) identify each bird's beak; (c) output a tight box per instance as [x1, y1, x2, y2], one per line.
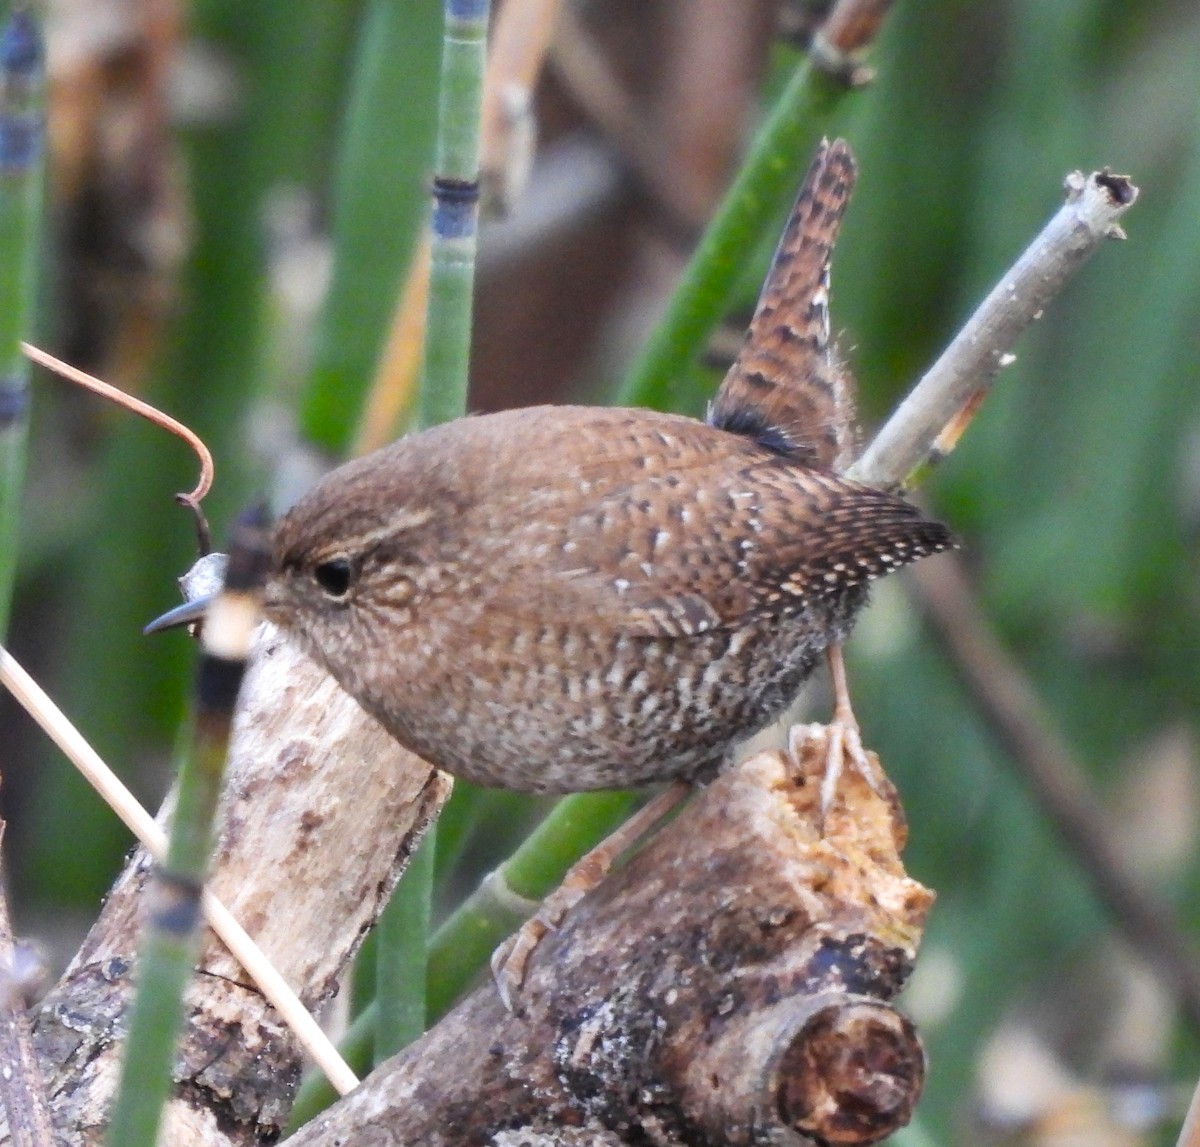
[143, 593, 216, 635]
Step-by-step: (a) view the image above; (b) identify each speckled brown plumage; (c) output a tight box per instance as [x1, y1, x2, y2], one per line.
[262, 140, 952, 793]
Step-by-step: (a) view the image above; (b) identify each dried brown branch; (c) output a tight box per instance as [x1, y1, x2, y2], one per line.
[287, 728, 930, 1146]
[810, 0, 897, 85]
[551, 2, 772, 237]
[549, 3, 673, 217]
[479, 0, 562, 214]
[911, 556, 1200, 1029]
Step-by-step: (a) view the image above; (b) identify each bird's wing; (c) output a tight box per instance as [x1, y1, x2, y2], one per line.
[486, 457, 952, 638]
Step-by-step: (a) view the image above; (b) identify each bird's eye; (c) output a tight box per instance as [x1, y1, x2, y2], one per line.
[313, 556, 354, 599]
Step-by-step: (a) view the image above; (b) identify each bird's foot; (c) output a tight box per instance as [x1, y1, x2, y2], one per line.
[490, 781, 691, 1010]
[815, 644, 890, 820]
[490, 878, 589, 1011]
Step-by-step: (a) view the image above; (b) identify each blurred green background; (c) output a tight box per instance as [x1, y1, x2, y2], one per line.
[2, 0, 1199, 1142]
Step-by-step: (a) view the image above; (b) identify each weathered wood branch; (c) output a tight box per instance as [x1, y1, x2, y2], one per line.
[1, 625, 449, 1146]
[287, 725, 930, 1146]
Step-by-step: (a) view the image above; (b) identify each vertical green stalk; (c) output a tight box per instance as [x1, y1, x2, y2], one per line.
[375, 0, 491, 1062]
[106, 518, 267, 1147]
[616, 58, 843, 413]
[103, 736, 225, 1147]
[416, 0, 489, 428]
[374, 833, 434, 1059]
[301, 0, 442, 453]
[0, 5, 43, 639]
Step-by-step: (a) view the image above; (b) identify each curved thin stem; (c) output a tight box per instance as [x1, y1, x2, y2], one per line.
[21, 343, 214, 508]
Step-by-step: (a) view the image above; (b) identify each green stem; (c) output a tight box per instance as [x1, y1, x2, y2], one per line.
[617, 59, 844, 413]
[417, 0, 490, 429]
[433, 783, 532, 883]
[287, 1005, 374, 1134]
[0, 6, 43, 640]
[106, 521, 265, 1147]
[375, 827, 436, 1059]
[369, 0, 492, 1074]
[102, 909, 199, 1147]
[301, 0, 442, 453]
[104, 681, 241, 1147]
[425, 790, 638, 1018]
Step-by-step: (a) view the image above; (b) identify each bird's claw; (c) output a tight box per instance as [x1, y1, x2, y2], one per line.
[812, 643, 891, 823]
[489, 782, 691, 1010]
[491, 883, 587, 1011]
[819, 713, 888, 815]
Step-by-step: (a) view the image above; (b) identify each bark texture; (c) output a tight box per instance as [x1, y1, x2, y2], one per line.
[1, 624, 449, 1146]
[289, 723, 931, 1146]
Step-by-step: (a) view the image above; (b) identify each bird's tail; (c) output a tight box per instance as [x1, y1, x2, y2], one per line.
[708, 138, 858, 471]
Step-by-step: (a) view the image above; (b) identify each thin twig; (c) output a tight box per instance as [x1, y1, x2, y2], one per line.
[851, 169, 1138, 490]
[0, 643, 359, 1097]
[0, 822, 55, 1147]
[836, 163, 1199, 1035]
[911, 557, 1200, 1030]
[549, 2, 659, 192]
[550, 1, 744, 237]
[21, 342, 215, 549]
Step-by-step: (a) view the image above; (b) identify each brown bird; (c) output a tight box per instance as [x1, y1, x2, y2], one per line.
[244, 139, 951, 796]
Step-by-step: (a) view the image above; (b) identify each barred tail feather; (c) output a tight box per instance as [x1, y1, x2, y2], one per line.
[710, 138, 858, 471]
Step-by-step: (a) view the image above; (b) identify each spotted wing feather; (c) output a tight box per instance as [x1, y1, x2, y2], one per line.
[489, 453, 952, 639]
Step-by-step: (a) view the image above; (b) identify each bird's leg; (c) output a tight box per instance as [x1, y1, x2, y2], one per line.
[492, 780, 691, 1009]
[819, 643, 887, 814]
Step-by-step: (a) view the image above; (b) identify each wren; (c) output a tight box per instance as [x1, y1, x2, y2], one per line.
[249, 140, 952, 795]
[148, 141, 950, 795]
